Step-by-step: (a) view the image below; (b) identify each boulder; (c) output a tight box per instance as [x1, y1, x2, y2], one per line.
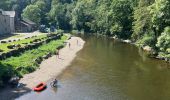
[8, 76, 20, 87]
[123, 39, 132, 43]
[143, 46, 152, 52]
[7, 44, 15, 49]
[0, 49, 3, 52]
[1, 41, 7, 43]
[8, 40, 12, 42]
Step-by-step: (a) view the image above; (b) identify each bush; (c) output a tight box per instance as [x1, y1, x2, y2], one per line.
[71, 30, 78, 35]
[39, 25, 48, 33]
[57, 29, 64, 34]
[136, 32, 156, 47]
[156, 27, 170, 52]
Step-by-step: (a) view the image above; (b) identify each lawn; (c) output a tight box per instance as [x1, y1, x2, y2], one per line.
[0, 34, 68, 86]
[0, 35, 47, 53]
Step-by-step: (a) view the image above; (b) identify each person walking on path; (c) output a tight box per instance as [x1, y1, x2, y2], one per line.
[68, 42, 71, 48]
[77, 39, 79, 46]
[56, 48, 59, 59]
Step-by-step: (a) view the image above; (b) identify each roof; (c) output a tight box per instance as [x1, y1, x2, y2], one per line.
[2, 11, 15, 17]
[22, 19, 36, 25]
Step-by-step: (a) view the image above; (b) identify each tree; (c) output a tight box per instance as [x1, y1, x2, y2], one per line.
[132, 0, 154, 40]
[22, 4, 41, 24]
[149, 0, 170, 37]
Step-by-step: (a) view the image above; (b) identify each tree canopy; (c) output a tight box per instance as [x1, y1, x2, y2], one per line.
[1, 0, 170, 58]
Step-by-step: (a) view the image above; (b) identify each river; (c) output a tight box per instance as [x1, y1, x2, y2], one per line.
[16, 35, 170, 100]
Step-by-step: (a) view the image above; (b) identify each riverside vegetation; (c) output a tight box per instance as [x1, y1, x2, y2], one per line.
[1, 0, 169, 60]
[0, 34, 68, 87]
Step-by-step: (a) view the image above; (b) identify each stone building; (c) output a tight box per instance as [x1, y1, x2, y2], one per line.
[0, 9, 15, 35]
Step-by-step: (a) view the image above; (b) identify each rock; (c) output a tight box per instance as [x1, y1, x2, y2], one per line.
[1, 41, 7, 43]
[42, 55, 48, 59]
[22, 43, 28, 45]
[16, 44, 21, 48]
[7, 44, 15, 49]
[123, 40, 132, 43]
[8, 76, 20, 87]
[0, 49, 3, 52]
[8, 40, 12, 42]
[143, 46, 152, 52]
[156, 56, 165, 60]
[35, 57, 43, 64]
[112, 35, 118, 39]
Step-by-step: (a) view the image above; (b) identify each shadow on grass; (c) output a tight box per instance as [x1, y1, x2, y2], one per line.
[0, 84, 32, 100]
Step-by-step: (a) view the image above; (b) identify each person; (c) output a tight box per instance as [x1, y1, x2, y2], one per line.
[56, 49, 59, 59]
[68, 42, 71, 48]
[51, 79, 58, 87]
[77, 39, 78, 46]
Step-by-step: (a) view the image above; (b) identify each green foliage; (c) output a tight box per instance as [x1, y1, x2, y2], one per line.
[56, 29, 64, 34]
[71, 30, 79, 35]
[156, 27, 170, 53]
[149, 0, 170, 36]
[22, 4, 41, 24]
[132, 0, 153, 40]
[1, 0, 170, 59]
[136, 32, 156, 47]
[0, 35, 46, 53]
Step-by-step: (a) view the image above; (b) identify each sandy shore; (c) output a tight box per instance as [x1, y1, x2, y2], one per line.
[0, 36, 85, 100]
[20, 36, 85, 88]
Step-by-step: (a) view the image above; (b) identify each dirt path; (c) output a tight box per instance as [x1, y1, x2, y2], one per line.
[19, 36, 85, 88]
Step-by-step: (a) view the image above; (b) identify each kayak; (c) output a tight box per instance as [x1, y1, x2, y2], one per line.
[33, 82, 46, 91]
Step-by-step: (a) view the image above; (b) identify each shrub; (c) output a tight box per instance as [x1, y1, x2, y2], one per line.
[71, 30, 78, 35]
[136, 32, 156, 47]
[156, 27, 170, 52]
[57, 29, 64, 34]
[39, 25, 48, 33]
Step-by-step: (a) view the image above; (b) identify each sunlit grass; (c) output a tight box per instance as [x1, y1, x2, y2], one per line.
[0, 35, 47, 53]
[0, 35, 68, 75]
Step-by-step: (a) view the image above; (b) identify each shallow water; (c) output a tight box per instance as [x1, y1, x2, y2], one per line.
[16, 36, 170, 100]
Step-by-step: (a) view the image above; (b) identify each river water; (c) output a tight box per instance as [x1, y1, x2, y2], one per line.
[16, 36, 170, 100]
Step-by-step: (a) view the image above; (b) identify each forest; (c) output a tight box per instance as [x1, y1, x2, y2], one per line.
[0, 0, 170, 59]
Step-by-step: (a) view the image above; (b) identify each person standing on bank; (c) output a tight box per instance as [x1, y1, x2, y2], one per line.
[68, 42, 71, 48]
[77, 39, 79, 46]
[56, 48, 59, 59]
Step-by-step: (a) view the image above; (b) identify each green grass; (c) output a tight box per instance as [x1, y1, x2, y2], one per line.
[1, 35, 68, 73]
[0, 35, 47, 53]
[0, 34, 68, 86]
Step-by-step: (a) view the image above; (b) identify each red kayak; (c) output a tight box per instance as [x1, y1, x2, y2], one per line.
[33, 82, 47, 91]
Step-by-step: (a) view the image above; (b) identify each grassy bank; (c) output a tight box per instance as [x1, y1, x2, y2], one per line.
[0, 35, 47, 53]
[0, 35, 68, 87]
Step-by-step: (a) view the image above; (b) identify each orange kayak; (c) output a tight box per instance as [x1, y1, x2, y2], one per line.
[33, 82, 46, 91]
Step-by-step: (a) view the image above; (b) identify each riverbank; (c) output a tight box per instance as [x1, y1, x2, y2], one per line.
[19, 36, 85, 88]
[111, 36, 170, 63]
[0, 36, 85, 100]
